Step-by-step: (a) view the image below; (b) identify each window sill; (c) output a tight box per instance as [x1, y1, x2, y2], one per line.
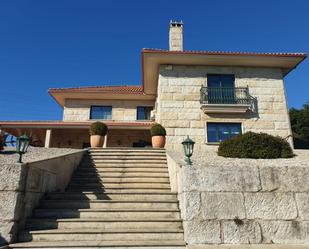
[89, 119, 113, 121]
[205, 142, 220, 145]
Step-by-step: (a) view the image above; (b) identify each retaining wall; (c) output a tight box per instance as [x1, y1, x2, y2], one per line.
[0, 149, 85, 245]
[167, 150, 309, 245]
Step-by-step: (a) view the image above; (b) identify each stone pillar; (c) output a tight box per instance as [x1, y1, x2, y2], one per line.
[169, 21, 183, 51]
[44, 129, 52, 148]
[103, 134, 107, 148]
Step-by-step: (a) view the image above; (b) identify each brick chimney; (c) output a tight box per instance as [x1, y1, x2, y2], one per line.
[169, 20, 183, 51]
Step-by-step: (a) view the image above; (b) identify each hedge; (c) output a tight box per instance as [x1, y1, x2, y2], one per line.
[218, 132, 293, 159]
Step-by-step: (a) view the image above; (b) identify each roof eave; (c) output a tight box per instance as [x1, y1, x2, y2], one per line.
[141, 49, 307, 95]
[48, 90, 65, 108]
[48, 90, 156, 108]
[0, 121, 154, 130]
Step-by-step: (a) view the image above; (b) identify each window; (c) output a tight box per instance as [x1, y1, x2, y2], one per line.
[207, 74, 235, 104]
[90, 106, 112, 120]
[137, 106, 153, 120]
[207, 122, 242, 143]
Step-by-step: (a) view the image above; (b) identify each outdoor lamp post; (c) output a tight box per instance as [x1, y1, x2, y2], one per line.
[16, 134, 31, 163]
[181, 136, 195, 165]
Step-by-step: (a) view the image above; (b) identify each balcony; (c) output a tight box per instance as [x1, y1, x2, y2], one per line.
[200, 86, 252, 114]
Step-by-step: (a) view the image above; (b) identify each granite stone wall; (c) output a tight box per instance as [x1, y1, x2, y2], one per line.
[0, 150, 85, 245]
[63, 99, 155, 121]
[156, 65, 292, 150]
[167, 150, 309, 245]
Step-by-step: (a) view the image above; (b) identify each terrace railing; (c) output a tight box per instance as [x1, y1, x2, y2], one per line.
[200, 86, 251, 105]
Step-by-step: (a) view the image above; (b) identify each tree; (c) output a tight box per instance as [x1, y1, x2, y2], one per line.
[289, 102, 309, 149]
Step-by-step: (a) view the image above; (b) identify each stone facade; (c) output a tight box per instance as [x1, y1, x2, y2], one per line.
[167, 150, 309, 245]
[63, 99, 155, 121]
[156, 65, 292, 150]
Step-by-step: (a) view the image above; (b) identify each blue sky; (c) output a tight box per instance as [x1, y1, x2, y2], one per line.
[0, 0, 308, 120]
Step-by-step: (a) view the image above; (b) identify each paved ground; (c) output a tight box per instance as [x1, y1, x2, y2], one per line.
[0, 146, 82, 164]
[187, 245, 309, 249]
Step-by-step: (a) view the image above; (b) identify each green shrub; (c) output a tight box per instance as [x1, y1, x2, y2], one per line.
[218, 132, 294, 159]
[150, 123, 166, 137]
[89, 122, 108, 136]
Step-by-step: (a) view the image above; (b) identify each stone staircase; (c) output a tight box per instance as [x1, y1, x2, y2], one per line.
[10, 148, 186, 249]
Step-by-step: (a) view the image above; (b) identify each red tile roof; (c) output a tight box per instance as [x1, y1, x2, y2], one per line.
[142, 48, 307, 58]
[48, 85, 144, 94]
[48, 49, 306, 96]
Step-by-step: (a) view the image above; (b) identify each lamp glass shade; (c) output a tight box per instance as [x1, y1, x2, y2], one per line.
[16, 134, 31, 154]
[182, 136, 195, 157]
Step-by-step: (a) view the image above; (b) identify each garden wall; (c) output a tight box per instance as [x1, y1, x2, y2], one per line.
[167, 150, 309, 245]
[0, 149, 85, 246]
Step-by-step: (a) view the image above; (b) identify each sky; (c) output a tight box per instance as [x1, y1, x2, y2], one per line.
[0, 0, 309, 120]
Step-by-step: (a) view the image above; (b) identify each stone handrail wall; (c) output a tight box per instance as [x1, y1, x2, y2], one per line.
[167, 150, 309, 245]
[0, 150, 85, 245]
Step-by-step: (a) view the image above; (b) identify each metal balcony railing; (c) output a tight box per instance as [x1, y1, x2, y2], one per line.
[200, 86, 251, 105]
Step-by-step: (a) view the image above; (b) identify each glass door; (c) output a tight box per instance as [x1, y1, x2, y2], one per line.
[207, 74, 235, 104]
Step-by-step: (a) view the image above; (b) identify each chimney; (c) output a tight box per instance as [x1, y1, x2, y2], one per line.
[169, 20, 183, 51]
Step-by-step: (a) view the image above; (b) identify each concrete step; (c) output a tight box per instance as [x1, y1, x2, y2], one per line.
[65, 188, 172, 193]
[33, 208, 181, 219]
[67, 182, 171, 189]
[89, 155, 167, 159]
[70, 177, 170, 183]
[89, 152, 167, 156]
[11, 150, 185, 249]
[19, 228, 184, 242]
[73, 172, 170, 177]
[9, 240, 185, 249]
[64, 189, 173, 193]
[79, 165, 168, 169]
[26, 218, 183, 230]
[87, 160, 167, 164]
[39, 200, 179, 209]
[89, 148, 165, 152]
[77, 167, 168, 172]
[46, 192, 177, 201]
[66, 187, 171, 193]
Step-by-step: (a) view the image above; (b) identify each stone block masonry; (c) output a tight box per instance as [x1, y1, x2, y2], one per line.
[63, 99, 155, 121]
[0, 149, 85, 246]
[156, 65, 292, 150]
[166, 150, 309, 245]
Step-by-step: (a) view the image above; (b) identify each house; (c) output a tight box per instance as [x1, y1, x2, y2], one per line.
[0, 21, 306, 150]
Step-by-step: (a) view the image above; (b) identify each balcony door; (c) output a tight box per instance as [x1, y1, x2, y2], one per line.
[207, 74, 235, 104]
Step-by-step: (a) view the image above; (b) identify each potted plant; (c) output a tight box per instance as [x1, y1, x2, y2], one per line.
[89, 122, 108, 148]
[151, 123, 166, 148]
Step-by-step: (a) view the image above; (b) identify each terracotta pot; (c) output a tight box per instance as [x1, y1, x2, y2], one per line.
[152, 136, 166, 148]
[90, 135, 104, 148]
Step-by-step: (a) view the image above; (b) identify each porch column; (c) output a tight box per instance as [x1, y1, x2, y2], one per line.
[103, 134, 107, 148]
[44, 129, 52, 148]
